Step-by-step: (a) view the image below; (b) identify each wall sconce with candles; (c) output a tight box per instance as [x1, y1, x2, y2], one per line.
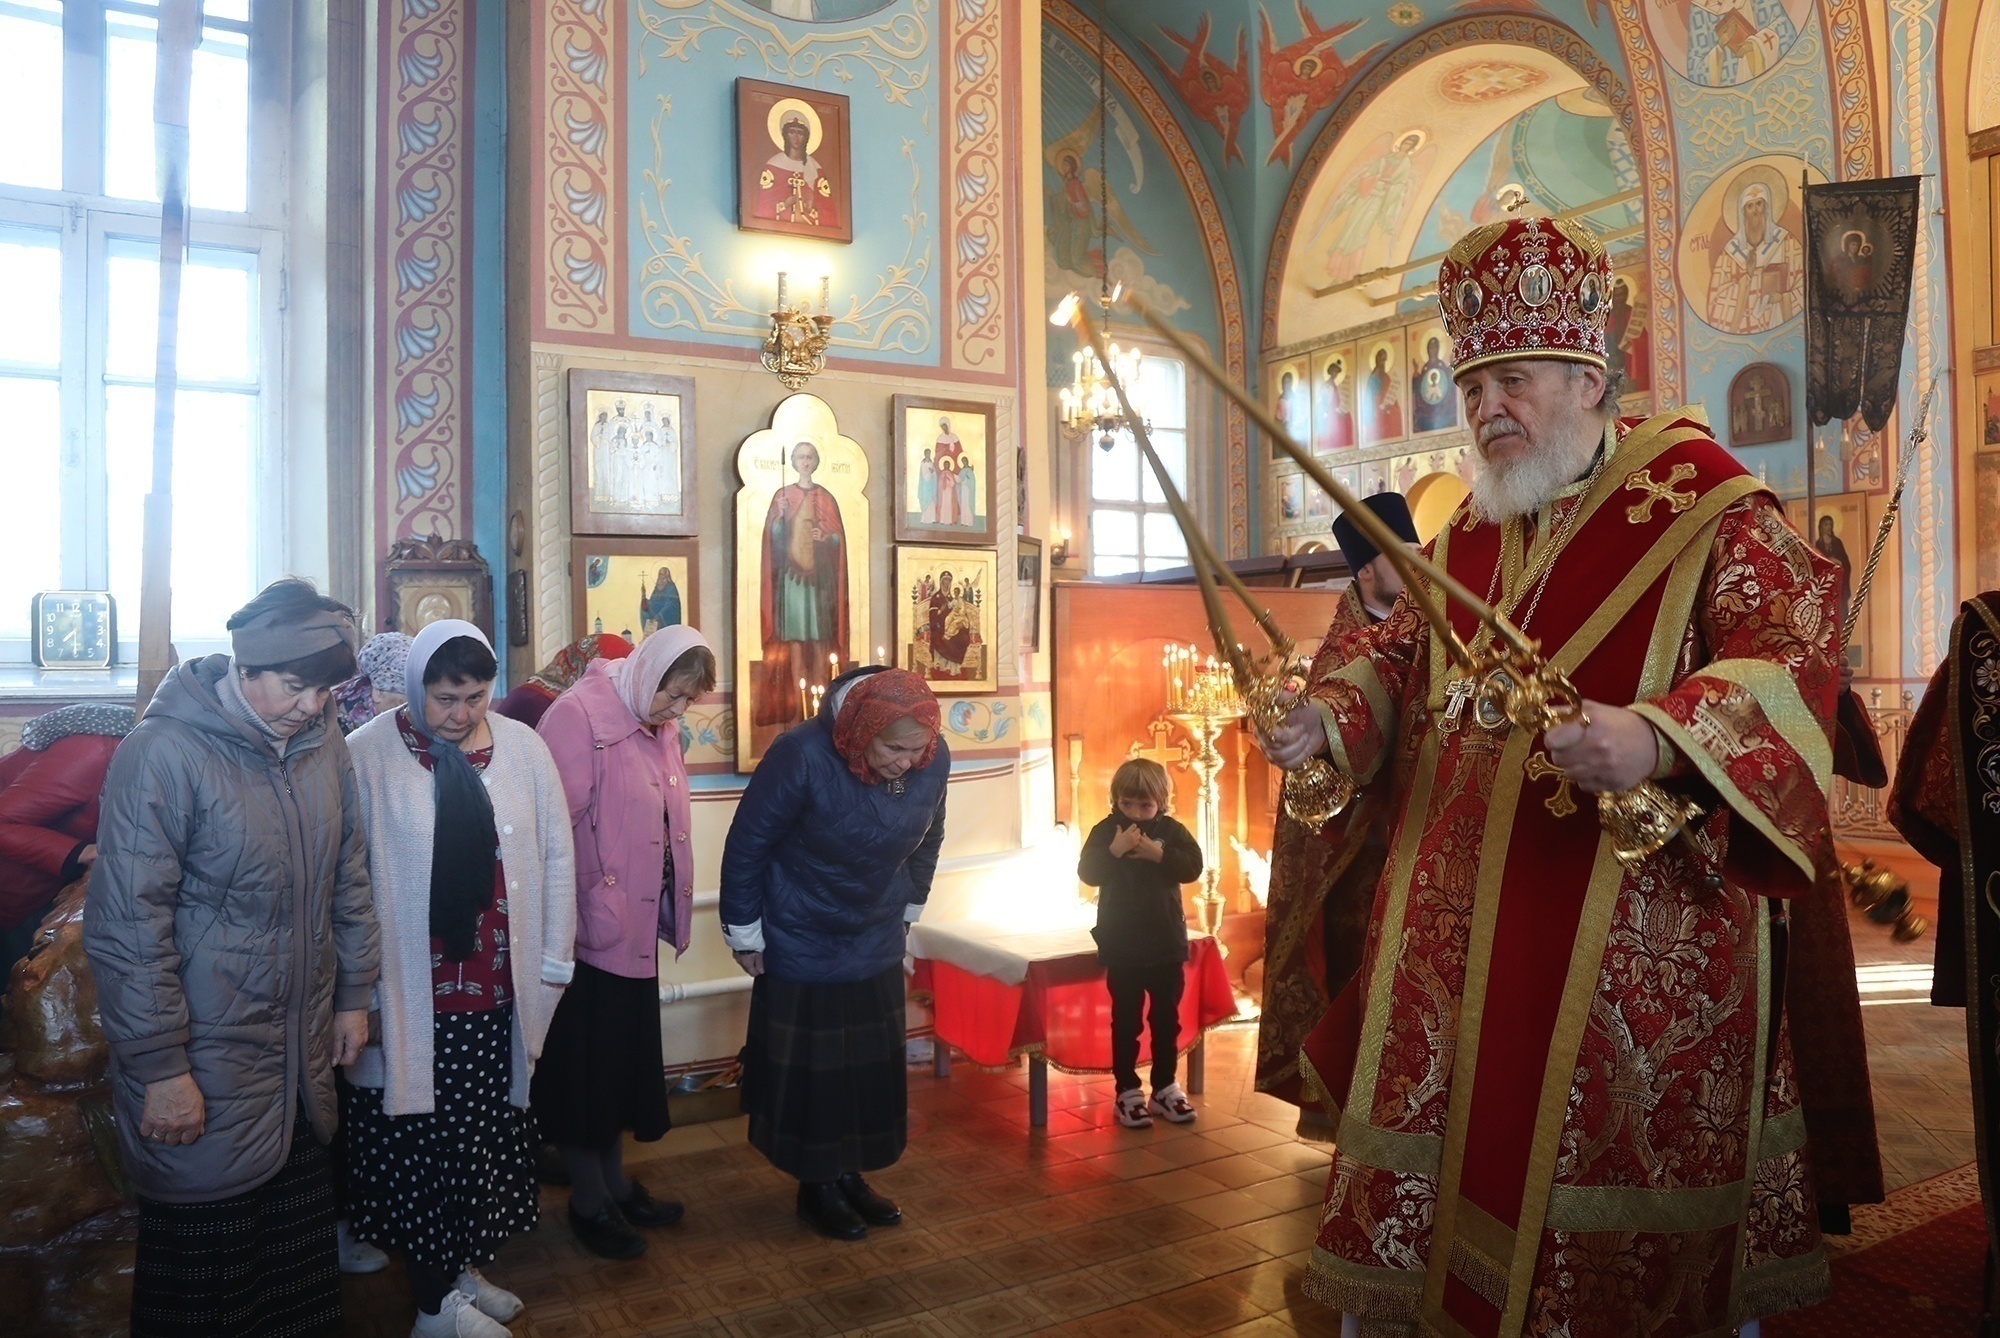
[762, 270, 835, 391]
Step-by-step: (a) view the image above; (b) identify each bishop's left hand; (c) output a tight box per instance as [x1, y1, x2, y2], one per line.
[1542, 700, 1659, 795]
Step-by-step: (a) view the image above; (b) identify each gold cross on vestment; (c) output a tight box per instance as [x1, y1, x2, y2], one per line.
[1522, 751, 1579, 818]
[1622, 462, 1698, 524]
[1439, 675, 1479, 734]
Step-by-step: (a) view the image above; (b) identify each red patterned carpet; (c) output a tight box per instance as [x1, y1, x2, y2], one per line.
[1768, 1163, 1985, 1337]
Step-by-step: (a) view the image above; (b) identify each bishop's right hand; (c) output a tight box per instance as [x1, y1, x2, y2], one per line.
[1257, 699, 1331, 771]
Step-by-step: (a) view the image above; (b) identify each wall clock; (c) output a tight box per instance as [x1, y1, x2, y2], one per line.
[32, 591, 117, 669]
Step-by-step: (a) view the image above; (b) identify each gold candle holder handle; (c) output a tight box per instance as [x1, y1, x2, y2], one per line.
[1476, 647, 1701, 865]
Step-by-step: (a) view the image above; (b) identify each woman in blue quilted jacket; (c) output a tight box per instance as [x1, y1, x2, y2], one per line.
[720, 666, 949, 1242]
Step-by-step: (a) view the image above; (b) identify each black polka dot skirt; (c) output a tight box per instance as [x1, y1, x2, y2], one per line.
[341, 1007, 539, 1273]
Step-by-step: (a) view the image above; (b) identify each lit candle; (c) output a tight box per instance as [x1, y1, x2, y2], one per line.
[776, 271, 788, 310]
[876, 645, 886, 665]
[819, 274, 830, 315]
[797, 676, 808, 719]
[829, 652, 840, 680]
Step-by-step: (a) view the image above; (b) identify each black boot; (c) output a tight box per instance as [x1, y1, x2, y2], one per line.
[617, 1179, 685, 1229]
[836, 1172, 902, 1227]
[796, 1180, 868, 1241]
[568, 1201, 647, 1260]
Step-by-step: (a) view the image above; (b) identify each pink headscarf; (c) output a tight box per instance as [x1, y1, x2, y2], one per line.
[612, 625, 712, 725]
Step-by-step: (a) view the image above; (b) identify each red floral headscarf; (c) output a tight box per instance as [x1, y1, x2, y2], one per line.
[831, 669, 941, 784]
[525, 633, 632, 696]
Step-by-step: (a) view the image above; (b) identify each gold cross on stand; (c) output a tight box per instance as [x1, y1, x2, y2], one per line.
[1522, 750, 1579, 818]
[1622, 462, 1698, 524]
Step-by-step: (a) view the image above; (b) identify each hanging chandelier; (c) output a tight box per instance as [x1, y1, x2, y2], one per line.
[1059, 300, 1144, 451]
[1055, 0, 1148, 452]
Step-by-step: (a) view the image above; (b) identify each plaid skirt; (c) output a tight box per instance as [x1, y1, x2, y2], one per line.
[341, 1007, 539, 1273]
[740, 965, 907, 1182]
[131, 1113, 340, 1338]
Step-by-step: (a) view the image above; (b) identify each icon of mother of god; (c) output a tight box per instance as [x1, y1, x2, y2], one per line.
[753, 439, 850, 726]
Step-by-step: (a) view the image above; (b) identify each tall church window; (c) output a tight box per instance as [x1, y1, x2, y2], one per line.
[0, 0, 279, 660]
[1087, 353, 1192, 577]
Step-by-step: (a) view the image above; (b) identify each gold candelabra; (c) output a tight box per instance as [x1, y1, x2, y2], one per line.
[1163, 645, 1243, 948]
[761, 272, 835, 391]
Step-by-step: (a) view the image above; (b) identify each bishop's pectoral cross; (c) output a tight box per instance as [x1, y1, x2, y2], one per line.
[1523, 751, 1579, 818]
[1439, 675, 1480, 734]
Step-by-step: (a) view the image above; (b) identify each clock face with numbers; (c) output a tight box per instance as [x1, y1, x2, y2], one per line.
[32, 591, 116, 669]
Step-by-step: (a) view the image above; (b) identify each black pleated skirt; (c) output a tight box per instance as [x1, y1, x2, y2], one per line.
[131, 1112, 340, 1338]
[530, 961, 670, 1147]
[740, 965, 907, 1182]
[341, 1007, 539, 1273]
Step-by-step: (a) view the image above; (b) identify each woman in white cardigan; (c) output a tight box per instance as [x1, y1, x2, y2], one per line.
[342, 622, 576, 1338]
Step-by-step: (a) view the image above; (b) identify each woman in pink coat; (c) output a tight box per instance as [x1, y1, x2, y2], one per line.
[532, 625, 714, 1260]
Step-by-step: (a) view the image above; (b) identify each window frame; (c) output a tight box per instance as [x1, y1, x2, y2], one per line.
[0, 0, 288, 662]
[1058, 336, 1207, 579]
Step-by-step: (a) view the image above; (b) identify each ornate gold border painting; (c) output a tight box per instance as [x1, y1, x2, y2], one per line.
[567, 368, 698, 537]
[571, 537, 700, 648]
[734, 393, 871, 770]
[892, 394, 997, 545]
[895, 545, 998, 696]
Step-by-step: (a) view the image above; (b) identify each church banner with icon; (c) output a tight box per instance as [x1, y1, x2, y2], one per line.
[1804, 176, 1920, 431]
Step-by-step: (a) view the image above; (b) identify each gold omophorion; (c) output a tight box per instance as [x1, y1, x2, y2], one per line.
[1067, 294, 1698, 864]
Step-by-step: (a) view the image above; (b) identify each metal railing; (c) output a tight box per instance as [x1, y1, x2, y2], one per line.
[1830, 687, 1919, 841]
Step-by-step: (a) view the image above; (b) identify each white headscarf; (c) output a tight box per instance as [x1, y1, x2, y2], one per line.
[403, 619, 495, 726]
[614, 624, 712, 725]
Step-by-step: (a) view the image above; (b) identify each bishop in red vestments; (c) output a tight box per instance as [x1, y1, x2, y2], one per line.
[1263, 218, 1836, 1337]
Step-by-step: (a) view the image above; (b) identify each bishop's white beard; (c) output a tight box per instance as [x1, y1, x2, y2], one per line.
[1469, 415, 1604, 523]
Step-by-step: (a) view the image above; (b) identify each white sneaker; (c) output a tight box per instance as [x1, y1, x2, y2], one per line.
[337, 1220, 389, 1274]
[1115, 1086, 1153, 1129]
[411, 1290, 511, 1338]
[456, 1268, 524, 1323]
[1149, 1081, 1197, 1123]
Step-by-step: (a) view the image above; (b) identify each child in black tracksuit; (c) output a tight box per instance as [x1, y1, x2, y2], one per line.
[1077, 758, 1206, 1128]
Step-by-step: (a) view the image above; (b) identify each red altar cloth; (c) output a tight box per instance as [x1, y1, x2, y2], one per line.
[909, 929, 1236, 1070]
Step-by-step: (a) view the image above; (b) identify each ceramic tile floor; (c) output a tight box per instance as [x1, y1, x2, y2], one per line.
[336, 902, 1974, 1336]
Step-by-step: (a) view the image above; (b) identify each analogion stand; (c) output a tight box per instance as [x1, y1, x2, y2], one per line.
[908, 921, 1236, 1128]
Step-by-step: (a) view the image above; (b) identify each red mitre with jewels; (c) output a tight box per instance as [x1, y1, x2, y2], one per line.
[1437, 216, 1612, 374]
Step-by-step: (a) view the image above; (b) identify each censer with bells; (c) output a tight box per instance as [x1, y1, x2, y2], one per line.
[1063, 295, 1699, 863]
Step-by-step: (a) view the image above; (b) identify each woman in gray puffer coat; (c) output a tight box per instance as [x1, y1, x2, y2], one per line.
[83, 579, 379, 1338]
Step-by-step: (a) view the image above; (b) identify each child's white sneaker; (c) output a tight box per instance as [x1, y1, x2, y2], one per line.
[1115, 1086, 1153, 1128]
[411, 1290, 511, 1338]
[456, 1268, 523, 1323]
[1149, 1082, 1197, 1123]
